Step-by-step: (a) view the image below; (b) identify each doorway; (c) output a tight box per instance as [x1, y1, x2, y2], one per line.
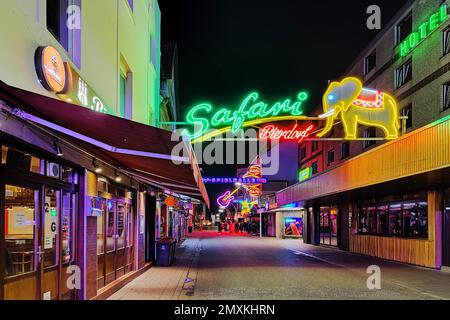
[319, 207, 339, 247]
[145, 194, 156, 262]
[444, 203, 450, 267]
[2, 184, 77, 300]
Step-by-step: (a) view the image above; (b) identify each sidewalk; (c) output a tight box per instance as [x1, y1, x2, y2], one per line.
[107, 236, 201, 300]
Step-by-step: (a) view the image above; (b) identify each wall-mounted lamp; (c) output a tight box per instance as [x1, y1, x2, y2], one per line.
[114, 171, 122, 183]
[53, 142, 63, 157]
[93, 159, 102, 173]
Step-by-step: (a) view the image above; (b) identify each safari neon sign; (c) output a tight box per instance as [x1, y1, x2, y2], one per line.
[185, 91, 309, 140]
[398, 4, 448, 57]
[186, 77, 400, 143]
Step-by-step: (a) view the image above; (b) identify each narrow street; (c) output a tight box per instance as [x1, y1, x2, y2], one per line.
[109, 231, 450, 300]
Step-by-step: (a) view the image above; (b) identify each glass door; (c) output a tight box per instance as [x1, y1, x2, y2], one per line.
[41, 188, 60, 300]
[3, 185, 39, 300]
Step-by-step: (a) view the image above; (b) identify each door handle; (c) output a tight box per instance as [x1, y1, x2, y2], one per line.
[37, 246, 44, 263]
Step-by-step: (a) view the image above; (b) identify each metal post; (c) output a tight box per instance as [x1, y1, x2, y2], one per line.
[260, 212, 262, 238]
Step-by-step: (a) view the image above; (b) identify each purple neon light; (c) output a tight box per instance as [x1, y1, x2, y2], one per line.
[16, 109, 189, 162]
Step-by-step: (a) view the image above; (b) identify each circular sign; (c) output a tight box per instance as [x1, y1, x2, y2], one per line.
[35, 46, 67, 93]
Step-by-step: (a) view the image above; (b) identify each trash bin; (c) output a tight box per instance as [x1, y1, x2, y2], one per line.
[188, 226, 193, 234]
[156, 238, 177, 266]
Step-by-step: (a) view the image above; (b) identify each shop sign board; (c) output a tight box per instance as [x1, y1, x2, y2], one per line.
[35, 46, 114, 115]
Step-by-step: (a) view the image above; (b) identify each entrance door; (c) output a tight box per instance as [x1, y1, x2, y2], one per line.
[41, 187, 60, 300]
[444, 205, 450, 267]
[320, 208, 339, 247]
[3, 185, 39, 300]
[3, 184, 76, 300]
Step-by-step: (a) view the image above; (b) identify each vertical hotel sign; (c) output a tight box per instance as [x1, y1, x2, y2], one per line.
[35, 46, 115, 115]
[398, 4, 449, 57]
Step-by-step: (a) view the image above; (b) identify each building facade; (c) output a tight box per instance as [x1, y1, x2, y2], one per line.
[0, 0, 209, 300]
[279, 0, 450, 269]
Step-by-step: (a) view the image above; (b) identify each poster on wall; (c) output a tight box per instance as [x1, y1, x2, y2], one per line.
[283, 217, 303, 238]
[44, 196, 57, 250]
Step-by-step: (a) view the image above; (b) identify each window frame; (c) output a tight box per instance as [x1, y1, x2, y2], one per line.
[364, 50, 377, 75]
[395, 59, 413, 89]
[395, 12, 413, 46]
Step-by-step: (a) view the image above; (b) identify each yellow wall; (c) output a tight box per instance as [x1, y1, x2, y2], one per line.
[0, 0, 160, 126]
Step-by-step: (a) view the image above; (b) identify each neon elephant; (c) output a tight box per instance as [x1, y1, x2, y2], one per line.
[317, 77, 400, 140]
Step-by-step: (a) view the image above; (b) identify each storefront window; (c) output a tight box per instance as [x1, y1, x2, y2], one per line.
[358, 201, 428, 238]
[95, 198, 105, 254]
[44, 188, 59, 268]
[127, 205, 134, 247]
[389, 203, 403, 236]
[117, 204, 126, 249]
[4, 185, 36, 277]
[378, 205, 389, 235]
[283, 217, 303, 237]
[106, 201, 115, 252]
[403, 202, 428, 237]
[61, 192, 73, 264]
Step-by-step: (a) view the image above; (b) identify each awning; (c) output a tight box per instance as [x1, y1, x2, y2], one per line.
[0, 81, 209, 207]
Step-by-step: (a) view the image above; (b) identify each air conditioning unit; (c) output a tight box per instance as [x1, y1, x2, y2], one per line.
[47, 162, 60, 178]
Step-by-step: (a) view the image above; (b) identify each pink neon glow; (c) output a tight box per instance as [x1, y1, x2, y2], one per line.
[217, 191, 235, 208]
[259, 124, 314, 143]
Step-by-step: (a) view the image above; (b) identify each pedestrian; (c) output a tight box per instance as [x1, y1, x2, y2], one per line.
[218, 222, 222, 233]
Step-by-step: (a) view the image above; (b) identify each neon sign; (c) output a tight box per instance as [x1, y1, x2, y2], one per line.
[299, 167, 312, 182]
[243, 161, 262, 197]
[317, 77, 399, 140]
[398, 4, 448, 57]
[185, 91, 309, 139]
[259, 124, 314, 143]
[217, 189, 238, 208]
[203, 177, 268, 184]
[241, 200, 258, 215]
[216, 158, 263, 208]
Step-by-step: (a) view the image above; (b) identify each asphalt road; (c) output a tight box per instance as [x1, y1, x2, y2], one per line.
[185, 231, 450, 300]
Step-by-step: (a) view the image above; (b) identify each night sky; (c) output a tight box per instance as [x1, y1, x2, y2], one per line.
[157, 0, 410, 211]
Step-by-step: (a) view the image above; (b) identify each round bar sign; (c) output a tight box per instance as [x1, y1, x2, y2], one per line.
[35, 46, 67, 93]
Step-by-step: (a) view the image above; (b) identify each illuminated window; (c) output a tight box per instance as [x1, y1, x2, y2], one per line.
[443, 26, 450, 56]
[327, 150, 335, 166]
[358, 201, 428, 237]
[443, 81, 450, 111]
[300, 147, 307, 160]
[46, 0, 82, 68]
[401, 104, 413, 129]
[120, 65, 133, 120]
[311, 161, 318, 175]
[363, 128, 376, 149]
[395, 59, 412, 89]
[341, 142, 350, 160]
[395, 13, 412, 45]
[364, 50, 376, 75]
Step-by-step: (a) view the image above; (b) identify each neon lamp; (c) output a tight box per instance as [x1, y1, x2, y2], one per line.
[185, 91, 309, 139]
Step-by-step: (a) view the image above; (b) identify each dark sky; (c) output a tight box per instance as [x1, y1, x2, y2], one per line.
[157, 0, 410, 211]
